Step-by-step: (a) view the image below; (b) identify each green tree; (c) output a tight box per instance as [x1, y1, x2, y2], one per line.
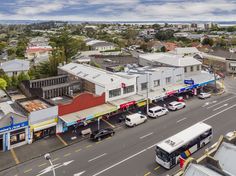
[0, 41, 7, 54]
[202, 38, 214, 46]
[0, 78, 7, 89]
[18, 72, 30, 83]
[7, 48, 16, 56]
[1, 74, 12, 88]
[155, 30, 175, 41]
[11, 75, 19, 88]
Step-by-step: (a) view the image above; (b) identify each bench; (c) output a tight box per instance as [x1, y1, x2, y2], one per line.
[81, 128, 92, 137]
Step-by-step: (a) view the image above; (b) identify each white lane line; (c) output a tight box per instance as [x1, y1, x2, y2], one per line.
[207, 96, 236, 109]
[140, 132, 153, 139]
[213, 104, 228, 111]
[88, 153, 107, 162]
[92, 144, 156, 176]
[74, 171, 86, 176]
[202, 104, 236, 122]
[177, 117, 187, 123]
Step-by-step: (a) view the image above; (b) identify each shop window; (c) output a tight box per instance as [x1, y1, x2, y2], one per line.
[10, 128, 26, 145]
[123, 85, 134, 94]
[197, 65, 200, 71]
[190, 66, 194, 72]
[166, 77, 171, 84]
[109, 88, 121, 98]
[176, 75, 182, 82]
[141, 82, 147, 90]
[154, 80, 160, 87]
[184, 67, 187, 73]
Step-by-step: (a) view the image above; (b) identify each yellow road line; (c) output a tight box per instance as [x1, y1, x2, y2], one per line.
[101, 119, 115, 128]
[106, 136, 112, 140]
[96, 141, 102, 144]
[56, 134, 68, 146]
[10, 149, 20, 164]
[64, 153, 71, 157]
[154, 166, 160, 171]
[38, 163, 47, 167]
[85, 144, 92, 148]
[144, 172, 151, 176]
[24, 169, 32, 173]
[52, 157, 59, 162]
[75, 148, 81, 152]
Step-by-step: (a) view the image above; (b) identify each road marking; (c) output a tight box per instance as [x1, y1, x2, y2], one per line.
[213, 103, 228, 111]
[140, 132, 153, 139]
[52, 157, 59, 162]
[202, 104, 236, 122]
[85, 144, 92, 148]
[38, 163, 47, 167]
[207, 96, 236, 109]
[75, 148, 81, 152]
[144, 172, 151, 176]
[106, 136, 112, 140]
[24, 169, 32, 173]
[102, 119, 115, 128]
[154, 166, 160, 171]
[96, 141, 102, 144]
[177, 117, 187, 123]
[64, 153, 71, 157]
[92, 144, 156, 176]
[74, 171, 86, 176]
[88, 153, 107, 162]
[10, 149, 20, 164]
[56, 134, 68, 146]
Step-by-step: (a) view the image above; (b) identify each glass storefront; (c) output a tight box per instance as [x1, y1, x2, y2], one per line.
[10, 128, 26, 146]
[0, 135, 3, 151]
[33, 126, 56, 141]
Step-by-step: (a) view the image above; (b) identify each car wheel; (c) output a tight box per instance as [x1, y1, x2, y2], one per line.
[183, 105, 186, 108]
[98, 137, 101, 141]
[111, 132, 114, 136]
[133, 124, 136, 127]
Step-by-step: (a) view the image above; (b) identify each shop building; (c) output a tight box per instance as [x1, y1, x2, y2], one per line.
[0, 101, 29, 151]
[17, 98, 58, 143]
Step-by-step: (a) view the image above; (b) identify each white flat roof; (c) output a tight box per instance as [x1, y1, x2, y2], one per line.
[59, 63, 133, 86]
[157, 122, 212, 153]
[139, 53, 201, 67]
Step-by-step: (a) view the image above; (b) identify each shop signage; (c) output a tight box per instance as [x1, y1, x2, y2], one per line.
[137, 101, 146, 107]
[184, 80, 194, 85]
[0, 121, 28, 133]
[120, 101, 136, 109]
[187, 84, 199, 90]
[166, 90, 177, 96]
[178, 88, 186, 93]
[94, 108, 118, 118]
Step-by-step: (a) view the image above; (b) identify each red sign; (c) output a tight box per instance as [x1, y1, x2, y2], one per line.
[121, 83, 126, 88]
[166, 90, 177, 96]
[120, 101, 136, 109]
[179, 157, 185, 168]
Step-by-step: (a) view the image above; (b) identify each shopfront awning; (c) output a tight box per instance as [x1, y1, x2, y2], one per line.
[34, 122, 57, 132]
[59, 103, 117, 126]
[109, 94, 145, 108]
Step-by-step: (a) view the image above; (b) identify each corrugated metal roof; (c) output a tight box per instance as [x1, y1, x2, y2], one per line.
[184, 163, 223, 176]
[0, 59, 30, 72]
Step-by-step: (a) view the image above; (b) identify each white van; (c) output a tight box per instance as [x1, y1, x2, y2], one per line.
[147, 106, 168, 118]
[125, 113, 147, 127]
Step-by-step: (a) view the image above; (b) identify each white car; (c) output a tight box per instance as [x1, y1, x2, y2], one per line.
[147, 106, 168, 118]
[125, 113, 147, 127]
[168, 101, 186, 111]
[198, 92, 211, 99]
[225, 131, 235, 139]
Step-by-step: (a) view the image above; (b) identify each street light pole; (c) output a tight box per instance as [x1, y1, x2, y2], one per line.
[44, 153, 56, 176]
[146, 73, 149, 114]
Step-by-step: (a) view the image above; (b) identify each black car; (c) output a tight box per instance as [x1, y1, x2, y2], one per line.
[90, 128, 115, 141]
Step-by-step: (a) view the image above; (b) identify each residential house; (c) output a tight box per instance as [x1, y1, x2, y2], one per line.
[86, 39, 116, 52]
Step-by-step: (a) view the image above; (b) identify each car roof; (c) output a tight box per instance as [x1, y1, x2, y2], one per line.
[169, 101, 179, 105]
[149, 106, 163, 111]
[126, 113, 144, 119]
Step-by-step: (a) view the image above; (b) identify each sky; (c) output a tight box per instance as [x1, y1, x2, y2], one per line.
[0, 0, 236, 21]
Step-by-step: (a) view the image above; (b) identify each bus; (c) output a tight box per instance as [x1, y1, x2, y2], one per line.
[155, 122, 212, 169]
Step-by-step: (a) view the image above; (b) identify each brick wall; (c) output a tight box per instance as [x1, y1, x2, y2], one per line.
[58, 92, 105, 116]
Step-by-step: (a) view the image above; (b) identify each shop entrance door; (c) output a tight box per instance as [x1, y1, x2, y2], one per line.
[0, 135, 3, 151]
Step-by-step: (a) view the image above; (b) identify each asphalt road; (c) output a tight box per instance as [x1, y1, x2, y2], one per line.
[1, 93, 236, 176]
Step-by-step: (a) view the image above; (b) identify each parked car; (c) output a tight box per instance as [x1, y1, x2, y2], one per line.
[168, 101, 186, 111]
[147, 106, 168, 118]
[90, 128, 115, 141]
[118, 114, 126, 123]
[198, 92, 211, 99]
[125, 113, 147, 127]
[225, 131, 235, 139]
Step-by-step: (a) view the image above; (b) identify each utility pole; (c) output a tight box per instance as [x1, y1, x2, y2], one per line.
[210, 64, 217, 93]
[146, 73, 149, 114]
[44, 153, 56, 176]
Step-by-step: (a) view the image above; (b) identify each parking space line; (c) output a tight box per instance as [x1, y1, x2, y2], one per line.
[38, 163, 47, 167]
[140, 132, 153, 139]
[10, 149, 20, 164]
[86, 144, 92, 148]
[102, 119, 115, 128]
[75, 148, 82, 152]
[144, 172, 151, 176]
[64, 153, 71, 157]
[56, 134, 68, 146]
[88, 153, 107, 162]
[24, 169, 32, 173]
[52, 157, 59, 162]
[154, 166, 160, 171]
[177, 117, 187, 123]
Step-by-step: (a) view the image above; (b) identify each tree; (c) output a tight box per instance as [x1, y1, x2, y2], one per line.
[0, 78, 7, 89]
[18, 72, 30, 83]
[155, 30, 175, 41]
[11, 75, 19, 88]
[152, 24, 161, 30]
[202, 38, 214, 46]
[0, 41, 7, 54]
[1, 74, 12, 88]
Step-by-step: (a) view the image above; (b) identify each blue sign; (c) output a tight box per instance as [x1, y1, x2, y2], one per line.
[184, 79, 194, 85]
[178, 88, 186, 93]
[0, 121, 28, 133]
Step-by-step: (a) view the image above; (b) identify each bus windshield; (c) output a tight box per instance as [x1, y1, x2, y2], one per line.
[156, 146, 170, 162]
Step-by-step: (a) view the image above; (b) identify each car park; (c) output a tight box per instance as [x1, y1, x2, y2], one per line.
[168, 101, 186, 111]
[198, 92, 211, 99]
[90, 128, 115, 141]
[147, 106, 168, 118]
[125, 113, 147, 127]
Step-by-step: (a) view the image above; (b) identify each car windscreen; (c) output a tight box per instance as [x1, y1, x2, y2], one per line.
[126, 118, 131, 122]
[149, 110, 153, 113]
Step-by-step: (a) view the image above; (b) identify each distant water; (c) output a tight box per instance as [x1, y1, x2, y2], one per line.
[0, 20, 236, 26]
